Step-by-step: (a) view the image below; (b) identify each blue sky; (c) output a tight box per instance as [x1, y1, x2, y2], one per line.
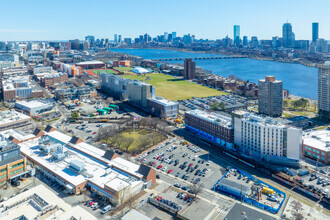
[0, 0, 329, 41]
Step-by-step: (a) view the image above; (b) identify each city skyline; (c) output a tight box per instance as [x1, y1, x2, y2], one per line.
[0, 0, 330, 41]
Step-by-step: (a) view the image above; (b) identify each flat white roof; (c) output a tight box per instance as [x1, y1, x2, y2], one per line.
[16, 100, 51, 109]
[15, 129, 144, 192]
[0, 110, 30, 125]
[303, 130, 330, 152]
[187, 109, 232, 128]
[0, 184, 97, 220]
[77, 60, 104, 65]
[149, 98, 178, 106]
[0, 129, 35, 142]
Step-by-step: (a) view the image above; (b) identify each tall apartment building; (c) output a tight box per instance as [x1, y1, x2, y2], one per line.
[147, 97, 179, 118]
[318, 62, 330, 121]
[185, 110, 233, 149]
[0, 135, 27, 187]
[127, 81, 155, 108]
[258, 76, 283, 117]
[100, 73, 130, 99]
[183, 58, 196, 80]
[101, 73, 156, 108]
[232, 111, 302, 165]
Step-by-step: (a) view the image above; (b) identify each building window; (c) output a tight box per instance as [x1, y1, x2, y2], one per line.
[10, 168, 24, 176]
[10, 162, 24, 169]
[0, 168, 6, 174]
[0, 174, 7, 180]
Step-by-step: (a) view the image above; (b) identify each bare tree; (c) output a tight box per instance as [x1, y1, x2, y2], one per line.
[122, 137, 134, 152]
[136, 135, 151, 152]
[190, 182, 203, 198]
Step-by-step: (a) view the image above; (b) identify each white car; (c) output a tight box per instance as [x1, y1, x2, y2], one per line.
[162, 166, 167, 171]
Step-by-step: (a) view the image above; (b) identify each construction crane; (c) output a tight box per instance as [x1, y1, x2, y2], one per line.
[43, 50, 46, 66]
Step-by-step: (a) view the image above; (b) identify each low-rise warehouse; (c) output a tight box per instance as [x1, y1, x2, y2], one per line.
[15, 99, 55, 116]
[0, 110, 31, 131]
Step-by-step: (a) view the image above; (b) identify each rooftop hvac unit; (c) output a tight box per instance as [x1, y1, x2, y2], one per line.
[70, 160, 84, 172]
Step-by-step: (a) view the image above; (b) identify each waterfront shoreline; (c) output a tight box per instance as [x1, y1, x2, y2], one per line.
[110, 48, 318, 100]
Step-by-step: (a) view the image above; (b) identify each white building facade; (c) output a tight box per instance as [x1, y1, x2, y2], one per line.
[233, 111, 302, 162]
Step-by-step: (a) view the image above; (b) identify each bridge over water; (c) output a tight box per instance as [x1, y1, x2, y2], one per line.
[150, 56, 246, 62]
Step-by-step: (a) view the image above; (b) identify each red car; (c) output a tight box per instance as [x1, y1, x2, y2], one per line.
[184, 195, 189, 201]
[93, 132, 97, 134]
[157, 196, 162, 201]
[67, 130, 72, 132]
[189, 163, 193, 167]
[168, 169, 173, 174]
[157, 164, 163, 169]
[89, 201, 95, 206]
[157, 156, 161, 160]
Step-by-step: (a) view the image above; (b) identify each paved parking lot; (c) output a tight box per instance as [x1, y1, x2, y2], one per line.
[65, 122, 104, 142]
[139, 138, 226, 189]
[294, 170, 330, 197]
[178, 95, 248, 113]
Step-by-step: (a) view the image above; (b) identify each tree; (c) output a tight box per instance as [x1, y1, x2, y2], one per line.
[121, 137, 134, 152]
[71, 111, 79, 119]
[219, 102, 226, 111]
[210, 102, 221, 111]
[136, 135, 151, 152]
[111, 133, 124, 148]
[190, 182, 203, 197]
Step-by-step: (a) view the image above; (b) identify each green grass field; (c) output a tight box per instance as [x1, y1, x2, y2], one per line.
[121, 73, 227, 100]
[105, 129, 166, 153]
[114, 67, 133, 72]
[92, 69, 118, 75]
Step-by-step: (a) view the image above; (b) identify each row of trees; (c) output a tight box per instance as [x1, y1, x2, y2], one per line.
[283, 98, 310, 110]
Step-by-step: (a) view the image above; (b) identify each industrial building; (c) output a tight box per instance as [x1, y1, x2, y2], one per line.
[0, 110, 31, 131]
[302, 129, 330, 164]
[15, 99, 55, 116]
[7, 126, 156, 205]
[214, 168, 285, 214]
[0, 134, 27, 187]
[185, 110, 234, 149]
[54, 86, 97, 100]
[0, 184, 97, 220]
[258, 76, 283, 117]
[112, 60, 130, 67]
[232, 110, 302, 165]
[147, 97, 179, 118]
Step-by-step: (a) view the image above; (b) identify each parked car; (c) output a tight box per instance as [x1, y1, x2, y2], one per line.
[101, 205, 112, 214]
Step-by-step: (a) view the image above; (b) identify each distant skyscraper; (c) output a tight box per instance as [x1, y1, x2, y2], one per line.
[250, 36, 259, 48]
[118, 35, 122, 43]
[242, 36, 248, 46]
[114, 34, 118, 43]
[143, 33, 149, 43]
[258, 76, 283, 117]
[318, 62, 330, 121]
[85, 35, 95, 47]
[233, 25, 240, 45]
[282, 23, 295, 48]
[172, 32, 177, 39]
[312, 22, 319, 42]
[164, 32, 168, 41]
[184, 59, 196, 80]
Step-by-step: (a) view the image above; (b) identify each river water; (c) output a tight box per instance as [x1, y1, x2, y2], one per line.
[111, 48, 318, 100]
